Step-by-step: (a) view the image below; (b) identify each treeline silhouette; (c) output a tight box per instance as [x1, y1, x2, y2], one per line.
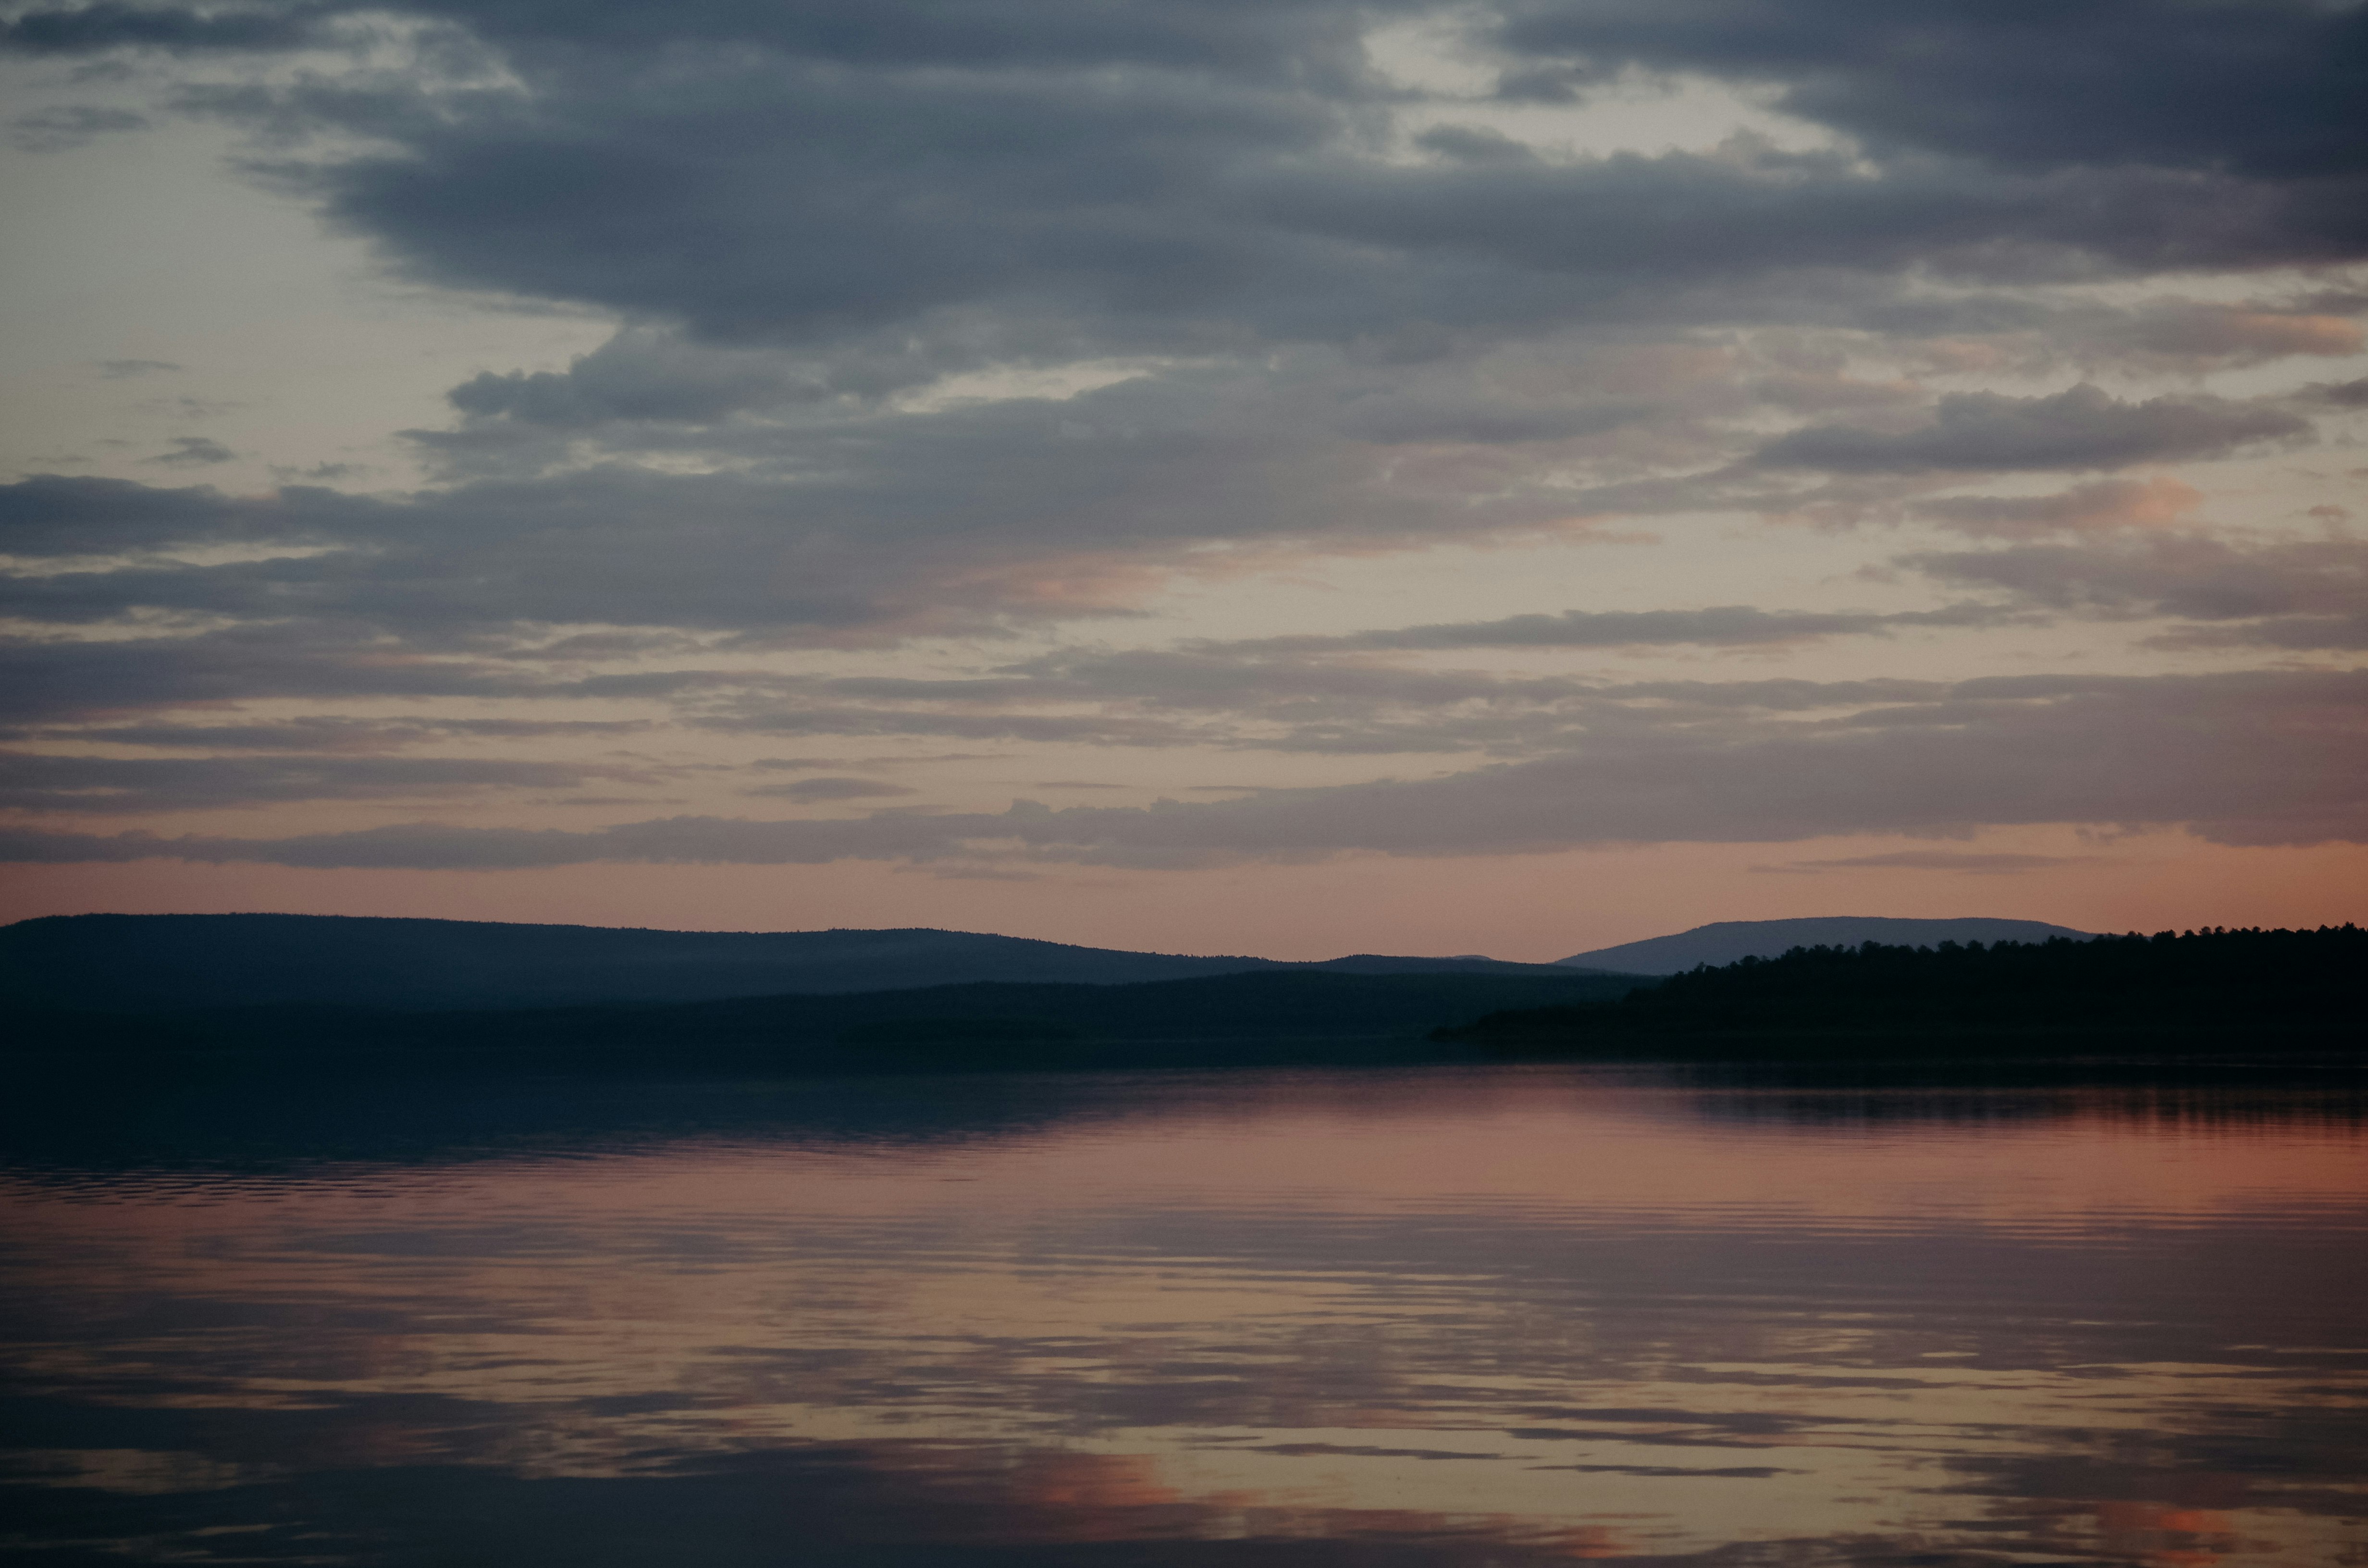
[1439, 925, 2364, 1046]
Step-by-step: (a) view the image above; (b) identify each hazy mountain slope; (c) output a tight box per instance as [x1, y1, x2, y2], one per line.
[1558, 918, 2093, 975]
[0, 913, 1579, 1013]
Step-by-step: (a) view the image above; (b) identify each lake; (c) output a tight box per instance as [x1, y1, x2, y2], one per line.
[2, 1059, 2364, 1565]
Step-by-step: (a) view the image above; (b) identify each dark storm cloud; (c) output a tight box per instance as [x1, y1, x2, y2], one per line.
[5, 670, 2359, 860]
[1756, 385, 2310, 475]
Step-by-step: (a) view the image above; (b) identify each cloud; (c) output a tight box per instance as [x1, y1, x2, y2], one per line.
[2299, 377, 2368, 408]
[1912, 478, 2202, 539]
[97, 358, 183, 379]
[12, 716, 651, 752]
[0, 0, 2359, 859]
[1907, 533, 2368, 650]
[0, 626, 556, 726]
[0, 3, 329, 55]
[0, 751, 637, 814]
[444, 328, 832, 426]
[1488, 0, 2368, 181]
[2110, 302, 2363, 365]
[6, 670, 2359, 861]
[10, 104, 149, 152]
[88, 0, 2348, 368]
[143, 436, 237, 466]
[1755, 851, 2106, 876]
[1757, 385, 2310, 475]
[1221, 602, 2010, 655]
[743, 775, 917, 803]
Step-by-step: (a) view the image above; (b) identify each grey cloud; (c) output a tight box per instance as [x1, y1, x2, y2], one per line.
[20, 716, 652, 751]
[400, 0, 1391, 81]
[1912, 477, 2201, 539]
[445, 329, 836, 426]
[744, 775, 917, 803]
[144, 436, 237, 466]
[1411, 124, 1539, 166]
[692, 657, 2007, 760]
[1760, 851, 2106, 876]
[2110, 301, 2362, 365]
[0, 750, 631, 814]
[1879, 294, 2368, 379]
[122, 0, 2352, 368]
[0, 628, 549, 725]
[98, 358, 182, 379]
[4, 357, 1615, 648]
[1220, 602, 2010, 655]
[1907, 534, 2368, 649]
[10, 104, 150, 151]
[2152, 618, 2368, 652]
[3, 0, 2360, 846]
[1757, 385, 2310, 475]
[697, 705, 1204, 749]
[1490, 0, 2368, 181]
[0, 3, 329, 55]
[2300, 377, 2368, 408]
[6, 669, 2359, 860]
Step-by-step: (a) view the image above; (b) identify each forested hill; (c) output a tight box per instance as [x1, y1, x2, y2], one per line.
[10, 968, 1650, 1062]
[0, 913, 1588, 1012]
[1444, 926, 2364, 1043]
[1556, 917, 2091, 974]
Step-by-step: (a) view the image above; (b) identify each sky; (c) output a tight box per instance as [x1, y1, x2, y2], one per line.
[1, 0, 2363, 959]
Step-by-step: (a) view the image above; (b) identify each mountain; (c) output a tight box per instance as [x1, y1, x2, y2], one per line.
[1557, 917, 2093, 975]
[0, 913, 1594, 1014]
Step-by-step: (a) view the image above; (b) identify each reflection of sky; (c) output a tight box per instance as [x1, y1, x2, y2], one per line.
[3, 1066, 2364, 1565]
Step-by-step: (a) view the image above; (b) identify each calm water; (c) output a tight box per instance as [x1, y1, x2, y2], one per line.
[2, 1061, 2364, 1566]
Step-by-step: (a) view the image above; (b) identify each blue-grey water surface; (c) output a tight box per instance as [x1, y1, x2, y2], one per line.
[2, 1061, 2363, 1566]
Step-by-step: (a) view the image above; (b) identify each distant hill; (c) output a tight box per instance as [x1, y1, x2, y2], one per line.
[0, 913, 1593, 1014]
[9, 968, 1651, 1061]
[1454, 925, 2363, 1047]
[1558, 917, 2093, 975]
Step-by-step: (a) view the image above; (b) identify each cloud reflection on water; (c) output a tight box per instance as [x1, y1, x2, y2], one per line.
[1, 1064, 2363, 1565]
